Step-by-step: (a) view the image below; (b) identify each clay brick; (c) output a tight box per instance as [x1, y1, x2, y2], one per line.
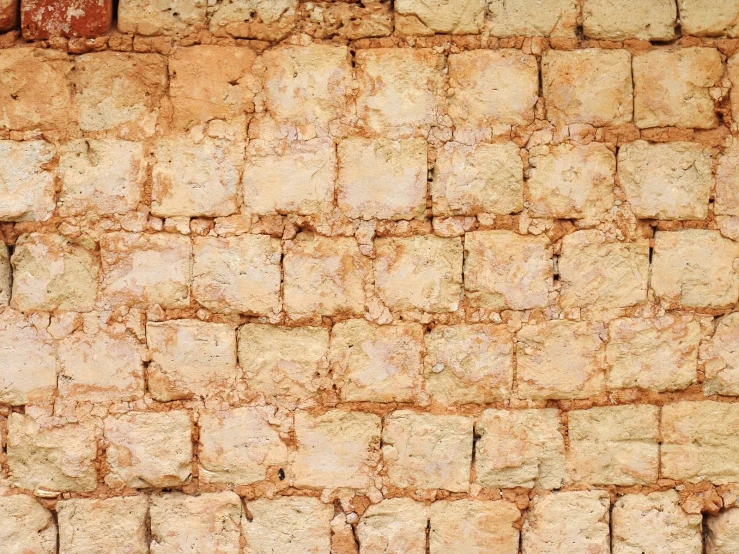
[703, 312, 739, 395]
[429, 500, 520, 554]
[527, 143, 616, 220]
[21, 0, 112, 39]
[707, 508, 739, 554]
[517, 320, 606, 400]
[382, 410, 473, 491]
[293, 409, 380, 489]
[730, 57, 739, 128]
[104, 411, 192, 489]
[210, 0, 297, 40]
[117, 0, 207, 36]
[300, 1, 393, 40]
[485, 0, 579, 37]
[463, 230, 552, 310]
[0, 495, 56, 554]
[0, 0, 17, 32]
[633, 48, 723, 129]
[716, 140, 739, 217]
[678, 0, 739, 37]
[244, 497, 332, 554]
[0, 140, 55, 222]
[543, 49, 633, 126]
[0, 245, 9, 306]
[558, 231, 649, 310]
[424, 324, 513, 405]
[357, 498, 427, 554]
[475, 408, 565, 489]
[395, 0, 484, 35]
[331, 319, 423, 403]
[192, 235, 281, 315]
[583, 0, 676, 40]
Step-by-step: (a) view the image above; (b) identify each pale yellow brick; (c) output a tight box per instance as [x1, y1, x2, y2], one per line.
[0, 244, 9, 305]
[429, 500, 520, 554]
[0, 140, 55, 222]
[0, 495, 56, 554]
[118, 0, 207, 35]
[678, 0, 739, 37]
[357, 499, 427, 554]
[583, 0, 676, 40]
[244, 497, 332, 554]
[485, 0, 579, 37]
[716, 139, 739, 217]
[703, 312, 739, 395]
[210, 0, 298, 40]
[395, 0, 484, 35]
[300, 1, 393, 40]
[707, 508, 739, 554]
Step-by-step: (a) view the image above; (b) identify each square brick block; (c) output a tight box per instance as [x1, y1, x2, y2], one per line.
[0, 495, 56, 554]
[210, 0, 298, 40]
[707, 508, 739, 554]
[244, 497, 332, 554]
[21, 0, 112, 39]
[0, 140, 55, 222]
[583, 0, 676, 40]
[0, 0, 17, 32]
[703, 312, 739, 395]
[430, 500, 520, 554]
[678, 0, 739, 37]
[486, 0, 579, 37]
[357, 499, 427, 554]
[118, 0, 207, 36]
[395, 0, 484, 35]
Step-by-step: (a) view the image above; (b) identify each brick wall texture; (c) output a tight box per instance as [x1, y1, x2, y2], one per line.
[4, 0, 739, 552]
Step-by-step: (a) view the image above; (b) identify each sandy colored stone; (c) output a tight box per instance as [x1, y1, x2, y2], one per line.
[58, 496, 148, 554]
[118, 0, 207, 35]
[522, 491, 610, 554]
[293, 409, 380, 489]
[652, 230, 739, 309]
[192, 235, 281, 315]
[704, 312, 739, 395]
[612, 491, 702, 554]
[485, 0, 578, 37]
[104, 411, 192, 489]
[10, 233, 99, 312]
[395, 0, 483, 35]
[558, 231, 649, 310]
[707, 508, 739, 554]
[382, 410, 472, 491]
[475, 408, 564, 489]
[429, 500, 520, 554]
[633, 48, 723, 129]
[244, 497, 332, 554]
[150, 492, 241, 554]
[337, 137, 427, 221]
[357, 498, 427, 554]
[0, 495, 56, 554]
[331, 320, 423, 403]
[464, 230, 552, 310]
[583, 0, 676, 40]
[527, 143, 616, 219]
[0, 244, 9, 306]
[100, 232, 191, 309]
[716, 139, 739, 217]
[618, 140, 713, 220]
[301, 1, 393, 39]
[210, 0, 297, 40]
[0, 140, 55, 222]
[678, 0, 739, 37]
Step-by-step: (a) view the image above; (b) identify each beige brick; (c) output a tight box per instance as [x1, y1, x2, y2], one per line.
[607, 315, 701, 391]
[293, 409, 380, 489]
[244, 497, 332, 554]
[527, 143, 616, 219]
[464, 230, 552, 310]
[731, 56, 739, 128]
[150, 492, 241, 554]
[429, 500, 520, 554]
[382, 410, 472, 491]
[375, 236, 463, 313]
[192, 235, 281, 315]
[117, 0, 206, 35]
[634, 48, 723, 129]
[0, 495, 56, 554]
[707, 508, 739, 554]
[301, 1, 393, 40]
[703, 312, 739, 395]
[199, 406, 287, 485]
[523, 491, 610, 554]
[11, 233, 99, 312]
[486, 0, 579, 37]
[543, 49, 633, 126]
[100, 232, 191, 309]
[238, 324, 329, 399]
[210, 0, 297, 40]
[475, 408, 564, 489]
[58, 496, 148, 554]
[337, 137, 427, 221]
[331, 320, 423, 403]
[0, 244, 9, 305]
[678, 0, 739, 37]
[652, 230, 739, 309]
[558, 231, 649, 310]
[583, 0, 676, 40]
[357, 498, 427, 554]
[0, 140, 55, 222]
[432, 141, 523, 216]
[104, 411, 192, 489]
[612, 491, 702, 554]
[58, 139, 146, 216]
[283, 234, 369, 318]
[517, 320, 606, 400]
[716, 139, 739, 217]
[395, 0, 484, 35]
[7, 412, 97, 492]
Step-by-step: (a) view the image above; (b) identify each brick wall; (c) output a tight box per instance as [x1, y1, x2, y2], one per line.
[2, 0, 739, 552]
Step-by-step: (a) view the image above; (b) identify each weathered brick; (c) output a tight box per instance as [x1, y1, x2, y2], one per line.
[0, 244, 9, 306]
[0, 495, 56, 554]
[0, 140, 55, 222]
[429, 500, 520, 554]
[117, 0, 207, 35]
[0, 0, 17, 31]
[707, 507, 739, 554]
[485, 0, 579, 37]
[357, 498, 427, 554]
[244, 497, 332, 554]
[21, 0, 112, 39]
[583, 0, 676, 40]
[717, 140, 739, 216]
[210, 0, 298, 40]
[395, 0, 484, 35]
[703, 312, 739, 395]
[301, 1, 393, 39]
[678, 0, 739, 37]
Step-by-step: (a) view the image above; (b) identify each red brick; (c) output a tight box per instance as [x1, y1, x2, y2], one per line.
[0, 0, 18, 32]
[21, 0, 112, 39]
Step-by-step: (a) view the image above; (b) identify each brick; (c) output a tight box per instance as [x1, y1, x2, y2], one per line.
[517, 320, 606, 400]
[678, 0, 739, 37]
[485, 0, 579, 37]
[463, 230, 552, 310]
[0, 0, 17, 31]
[707, 508, 739, 554]
[283, 234, 369, 318]
[424, 324, 513, 405]
[703, 312, 739, 395]
[0, 140, 55, 222]
[651, 230, 739, 309]
[527, 143, 616, 219]
[244, 497, 332, 554]
[429, 500, 520, 554]
[618, 140, 713, 220]
[583, 0, 676, 40]
[612, 491, 702, 554]
[192, 235, 281, 315]
[432, 141, 523, 216]
[100, 232, 191, 309]
[237, 324, 329, 399]
[7, 412, 97, 492]
[522, 491, 610, 554]
[301, 1, 393, 39]
[357, 498, 427, 554]
[210, 0, 297, 40]
[0, 244, 9, 305]
[475, 408, 564, 489]
[10, 233, 99, 312]
[395, 0, 484, 35]
[293, 409, 380, 489]
[731, 57, 739, 128]
[716, 140, 739, 216]
[633, 48, 723, 129]
[104, 411, 192, 489]
[337, 137, 427, 221]
[21, 0, 112, 39]
[382, 410, 472, 491]
[543, 49, 633, 126]
[0, 495, 56, 554]
[558, 231, 649, 310]
[567, 404, 659, 486]
[331, 320, 423, 403]
[199, 406, 287, 485]
[72, 52, 167, 137]
[117, 0, 207, 35]
[606, 315, 701, 391]
[58, 496, 148, 554]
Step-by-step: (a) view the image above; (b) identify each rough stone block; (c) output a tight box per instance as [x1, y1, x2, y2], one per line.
[244, 497, 332, 554]
[300, 1, 393, 40]
[0, 140, 55, 222]
[678, 0, 739, 37]
[429, 500, 520, 554]
[703, 312, 739, 395]
[717, 140, 739, 216]
[486, 0, 579, 37]
[0, 495, 56, 554]
[707, 508, 739, 554]
[583, 0, 676, 40]
[357, 498, 427, 554]
[210, 0, 297, 40]
[21, 0, 112, 39]
[395, 0, 484, 35]
[0, 0, 17, 31]
[117, 0, 207, 35]
[0, 244, 9, 306]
